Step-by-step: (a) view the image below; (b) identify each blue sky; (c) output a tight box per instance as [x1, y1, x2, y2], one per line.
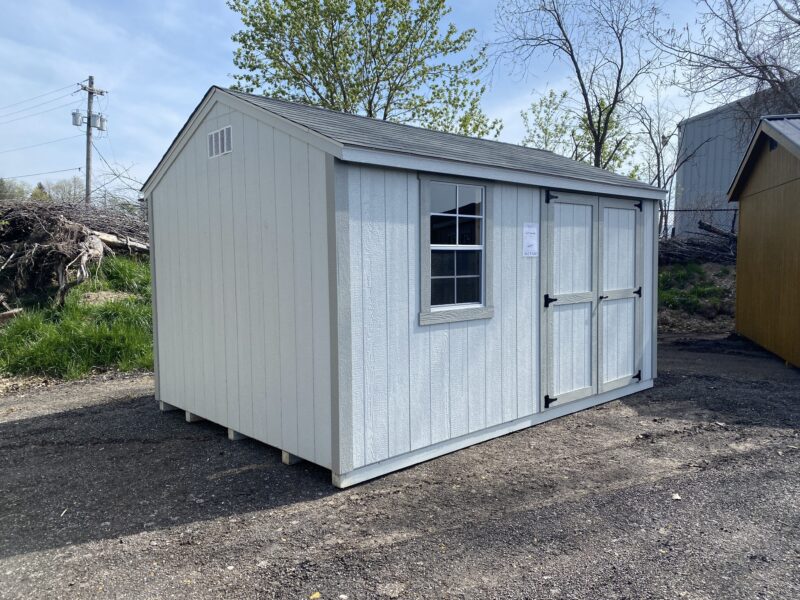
[0, 0, 699, 194]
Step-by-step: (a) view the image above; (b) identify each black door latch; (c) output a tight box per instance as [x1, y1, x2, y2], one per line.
[544, 395, 557, 408]
[544, 294, 558, 307]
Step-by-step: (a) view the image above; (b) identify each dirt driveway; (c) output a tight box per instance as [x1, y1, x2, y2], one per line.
[1, 335, 798, 599]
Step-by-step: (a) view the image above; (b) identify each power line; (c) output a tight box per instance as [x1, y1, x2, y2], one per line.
[0, 134, 83, 156]
[0, 91, 78, 119]
[1, 167, 82, 180]
[0, 81, 83, 112]
[0, 101, 79, 126]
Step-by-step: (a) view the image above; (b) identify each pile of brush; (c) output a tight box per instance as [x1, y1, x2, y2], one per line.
[0, 200, 148, 308]
[659, 220, 737, 265]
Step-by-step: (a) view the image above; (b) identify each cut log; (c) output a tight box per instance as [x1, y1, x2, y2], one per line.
[697, 220, 737, 241]
[0, 308, 23, 323]
[92, 231, 149, 253]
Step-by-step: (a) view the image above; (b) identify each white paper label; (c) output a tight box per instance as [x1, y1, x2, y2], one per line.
[522, 222, 538, 257]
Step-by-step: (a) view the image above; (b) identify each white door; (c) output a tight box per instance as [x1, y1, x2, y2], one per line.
[543, 193, 598, 406]
[598, 198, 643, 392]
[542, 193, 642, 409]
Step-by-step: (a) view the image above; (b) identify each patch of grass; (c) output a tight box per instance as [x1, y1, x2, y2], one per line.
[0, 257, 152, 379]
[659, 262, 732, 319]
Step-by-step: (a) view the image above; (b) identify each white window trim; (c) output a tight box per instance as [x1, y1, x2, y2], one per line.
[208, 125, 232, 158]
[419, 174, 495, 326]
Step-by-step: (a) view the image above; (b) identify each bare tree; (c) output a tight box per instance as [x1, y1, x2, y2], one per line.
[656, 0, 800, 112]
[497, 0, 661, 170]
[632, 82, 714, 236]
[46, 176, 85, 204]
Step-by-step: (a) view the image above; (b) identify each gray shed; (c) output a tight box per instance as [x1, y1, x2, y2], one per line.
[141, 86, 663, 487]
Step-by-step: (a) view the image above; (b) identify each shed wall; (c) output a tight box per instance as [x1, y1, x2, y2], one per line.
[335, 163, 541, 474]
[736, 143, 800, 367]
[150, 100, 333, 468]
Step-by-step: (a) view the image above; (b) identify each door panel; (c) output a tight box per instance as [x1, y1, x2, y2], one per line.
[552, 203, 593, 294]
[601, 207, 636, 291]
[551, 302, 593, 397]
[600, 297, 636, 385]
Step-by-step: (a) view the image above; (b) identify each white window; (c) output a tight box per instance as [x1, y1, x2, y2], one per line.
[208, 126, 232, 158]
[419, 176, 494, 325]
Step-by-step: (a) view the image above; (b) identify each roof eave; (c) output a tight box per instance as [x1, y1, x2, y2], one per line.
[340, 146, 665, 200]
[726, 118, 800, 202]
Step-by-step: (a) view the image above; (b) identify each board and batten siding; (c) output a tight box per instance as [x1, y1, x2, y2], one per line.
[150, 100, 333, 468]
[335, 163, 541, 474]
[735, 142, 800, 367]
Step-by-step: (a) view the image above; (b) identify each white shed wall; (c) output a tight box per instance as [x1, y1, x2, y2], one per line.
[334, 163, 541, 474]
[150, 100, 332, 468]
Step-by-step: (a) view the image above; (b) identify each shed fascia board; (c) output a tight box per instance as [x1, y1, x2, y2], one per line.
[141, 87, 343, 196]
[340, 146, 665, 201]
[727, 118, 800, 202]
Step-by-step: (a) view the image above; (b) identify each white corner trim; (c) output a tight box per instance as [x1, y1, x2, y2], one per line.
[340, 147, 666, 201]
[332, 379, 655, 488]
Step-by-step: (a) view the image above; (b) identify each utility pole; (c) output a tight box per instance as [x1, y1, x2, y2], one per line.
[77, 76, 106, 206]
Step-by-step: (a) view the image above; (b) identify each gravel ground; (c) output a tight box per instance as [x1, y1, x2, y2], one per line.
[0, 335, 798, 599]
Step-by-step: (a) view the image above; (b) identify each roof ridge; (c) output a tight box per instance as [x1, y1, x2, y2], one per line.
[224, 87, 557, 156]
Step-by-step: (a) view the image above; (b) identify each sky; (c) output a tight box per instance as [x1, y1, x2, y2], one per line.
[0, 0, 699, 195]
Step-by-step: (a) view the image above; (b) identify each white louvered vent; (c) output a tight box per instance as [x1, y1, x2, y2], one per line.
[208, 126, 232, 158]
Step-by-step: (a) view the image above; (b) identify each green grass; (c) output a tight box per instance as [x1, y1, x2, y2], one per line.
[0, 256, 153, 379]
[658, 262, 732, 318]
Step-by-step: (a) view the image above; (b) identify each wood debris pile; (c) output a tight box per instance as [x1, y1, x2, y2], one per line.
[659, 220, 737, 265]
[0, 200, 148, 306]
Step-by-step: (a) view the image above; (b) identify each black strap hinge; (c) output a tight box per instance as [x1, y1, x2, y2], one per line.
[545, 190, 558, 203]
[544, 395, 557, 408]
[633, 286, 642, 297]
[544, 293, 558, 308]
[633, 370, 642, 382]
[634, 200, 643, 211]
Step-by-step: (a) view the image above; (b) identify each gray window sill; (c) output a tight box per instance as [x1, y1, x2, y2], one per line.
[419, 305, 495, 326]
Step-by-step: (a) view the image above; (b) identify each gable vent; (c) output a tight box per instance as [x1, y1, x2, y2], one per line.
[208, 126, 232, 158]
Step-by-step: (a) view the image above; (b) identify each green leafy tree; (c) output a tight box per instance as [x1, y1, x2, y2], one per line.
[521, 92, 639, 176]
[29, 182, 51, 202]
[520, 90, 575, 155]
[228, 0, 502, 137]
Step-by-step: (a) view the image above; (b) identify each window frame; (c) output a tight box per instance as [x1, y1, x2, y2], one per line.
[419, 173, 495, 326]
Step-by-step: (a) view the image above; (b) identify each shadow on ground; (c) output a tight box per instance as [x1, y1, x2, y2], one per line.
[0, 334, 798, 566]
[0, 396, 336, 558]
[632, 334, 800, 428]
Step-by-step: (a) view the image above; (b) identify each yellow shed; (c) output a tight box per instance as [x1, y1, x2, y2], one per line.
[728, 115, 800, 367]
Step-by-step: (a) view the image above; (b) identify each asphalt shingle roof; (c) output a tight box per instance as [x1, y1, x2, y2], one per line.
[224, 88, 659, 193]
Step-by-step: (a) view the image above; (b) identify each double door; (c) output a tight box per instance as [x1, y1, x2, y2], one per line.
[542, 192, 643, 409]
